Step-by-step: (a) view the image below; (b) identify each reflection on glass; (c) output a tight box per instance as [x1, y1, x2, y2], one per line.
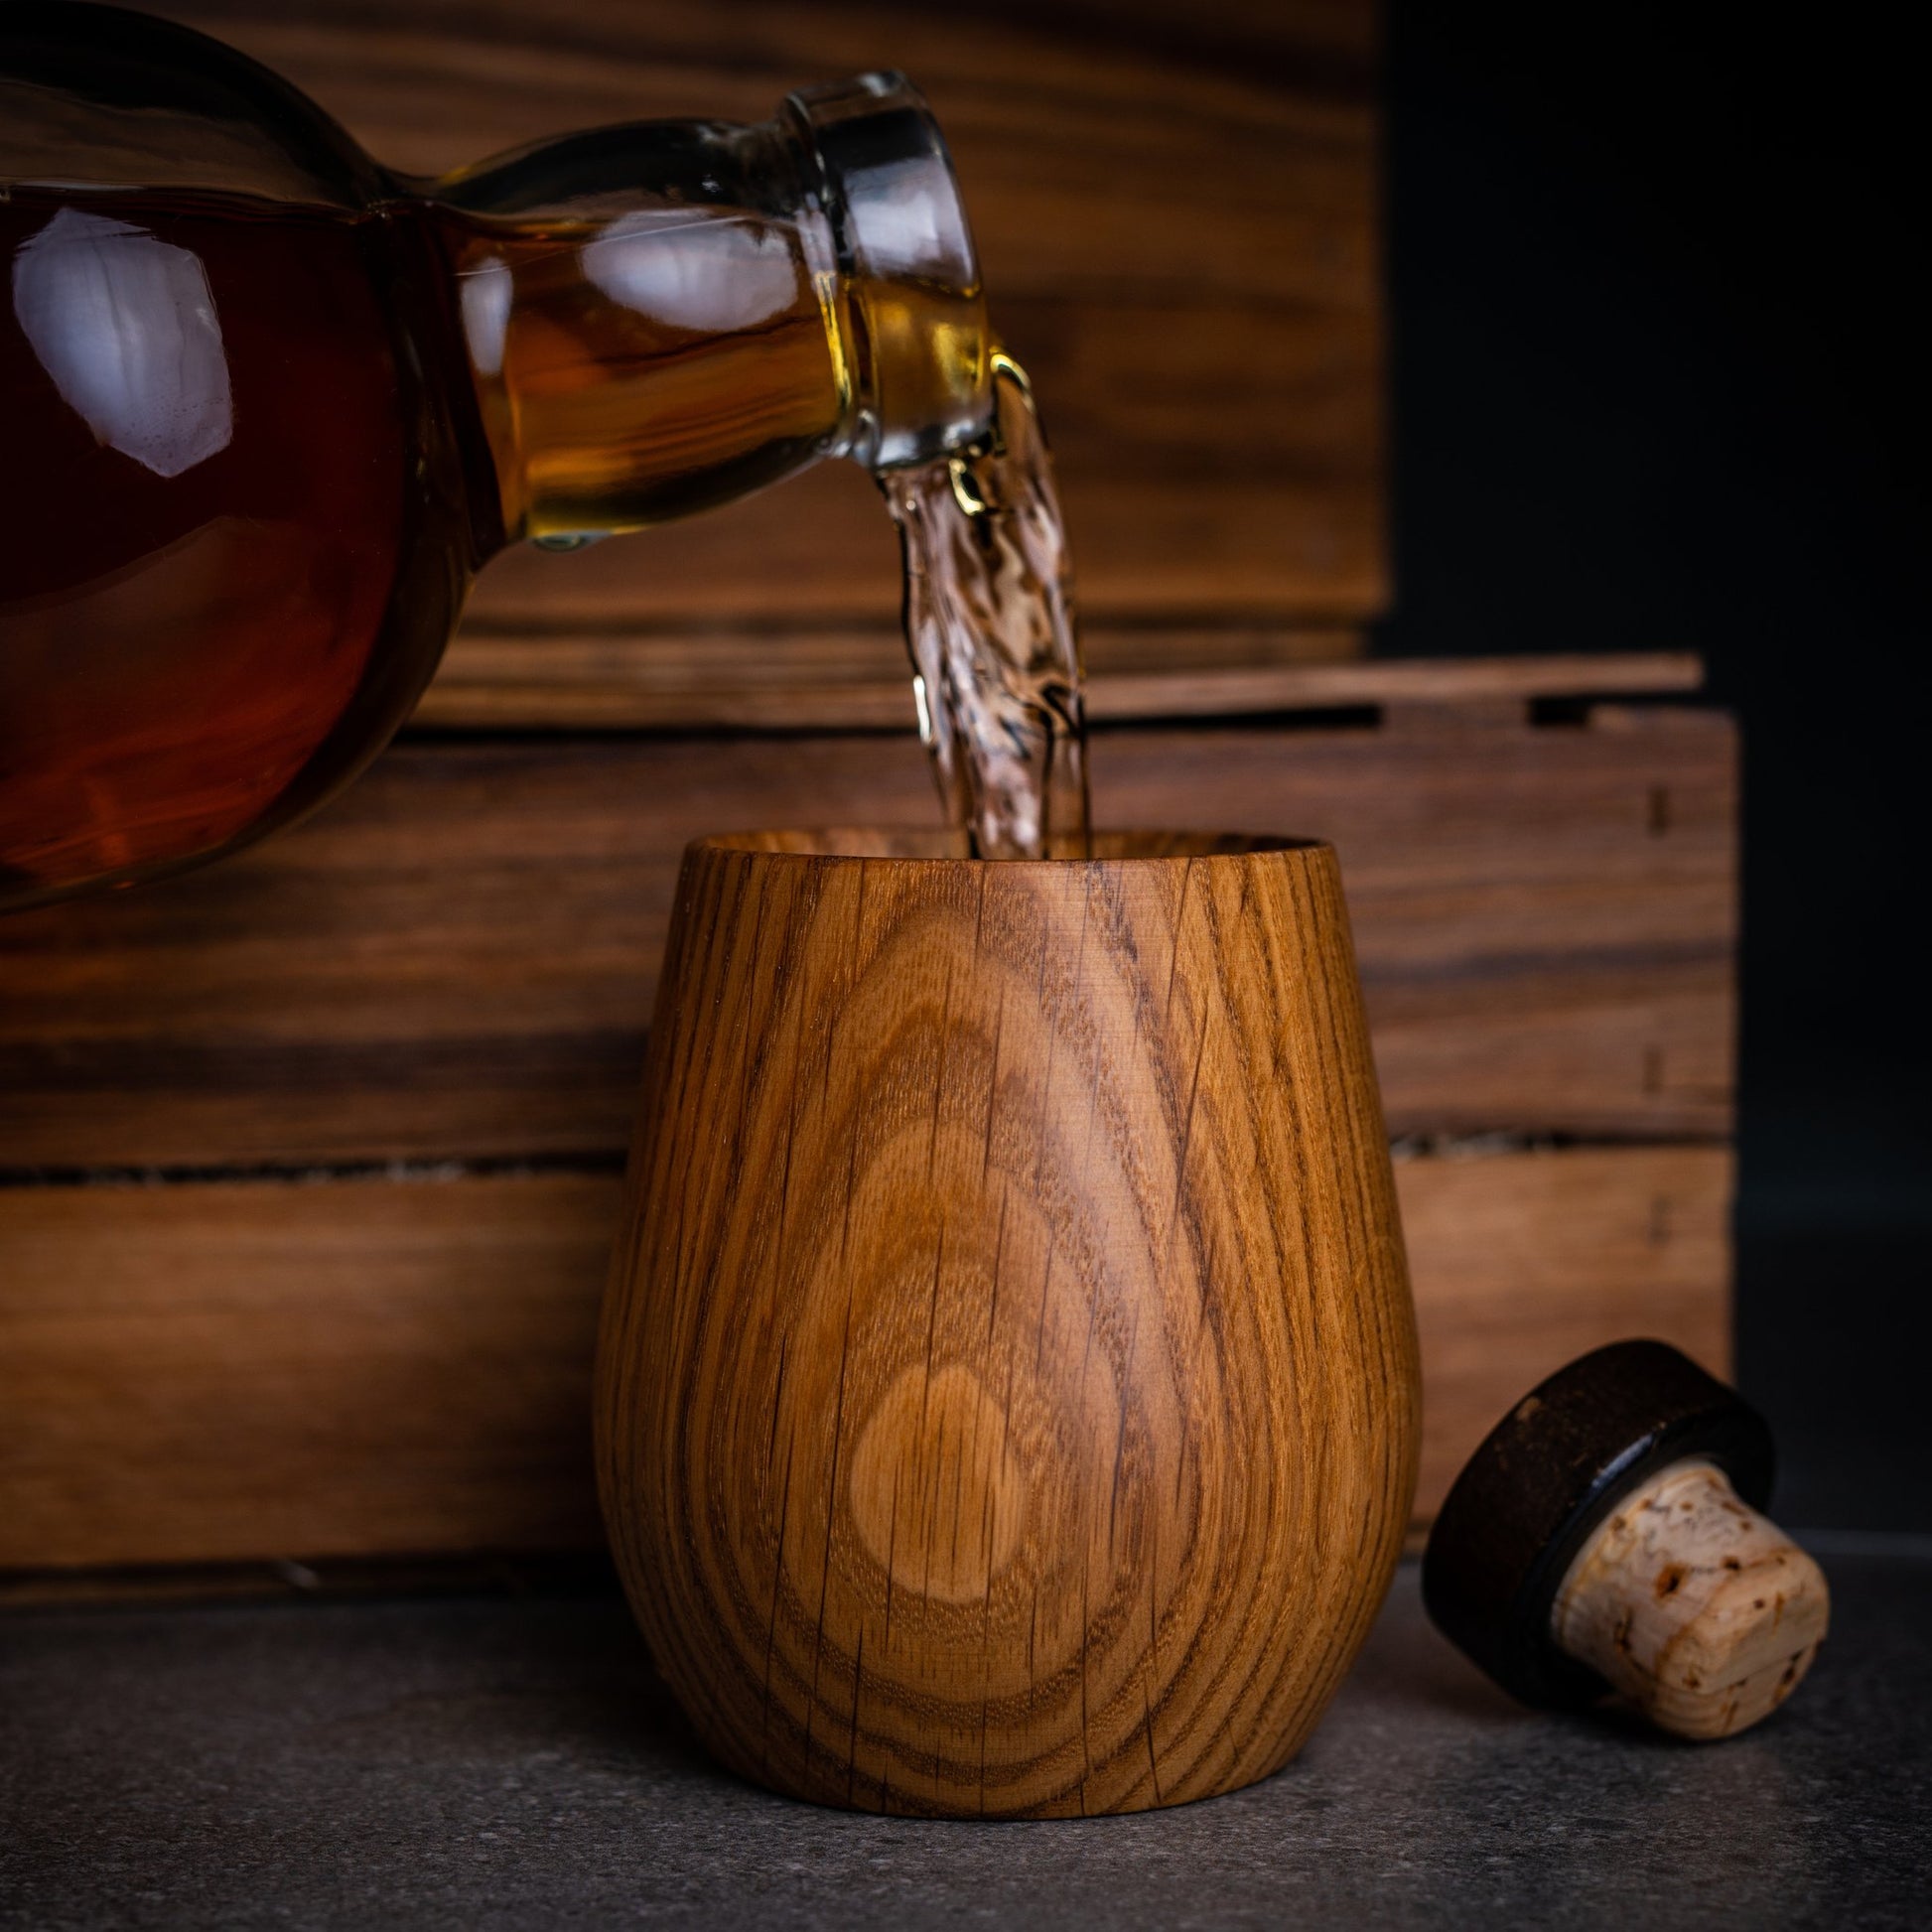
[583, 210, 804, 335]
[13, 207, 233, 478]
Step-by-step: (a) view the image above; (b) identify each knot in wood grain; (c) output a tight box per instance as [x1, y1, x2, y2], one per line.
[848, 1363, 1028, 1602]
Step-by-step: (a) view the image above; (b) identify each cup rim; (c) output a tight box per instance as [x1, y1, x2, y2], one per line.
[689, 829, 1331, 865]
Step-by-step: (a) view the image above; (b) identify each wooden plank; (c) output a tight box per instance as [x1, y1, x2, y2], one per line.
[0, 1147, 1729, 1573]
[415, 634, 1701, 731]
[0, 1174, 611, 1570]
[1397, 1147, 1732, 1517]
[157, 0, 1384, 627]
[0, 704, 1736, 1170]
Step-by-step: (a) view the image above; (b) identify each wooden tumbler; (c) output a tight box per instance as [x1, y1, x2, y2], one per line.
[595, 831, 1420, 1817]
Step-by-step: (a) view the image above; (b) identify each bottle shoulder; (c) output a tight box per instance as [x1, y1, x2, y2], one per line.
[0, 1, 390, 209]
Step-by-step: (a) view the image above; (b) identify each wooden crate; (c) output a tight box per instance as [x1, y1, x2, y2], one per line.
[0, 3, 1736, 1581]
[0, 656, 1735, 1574]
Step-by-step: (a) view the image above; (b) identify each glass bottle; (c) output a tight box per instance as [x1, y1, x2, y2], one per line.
[0, 2, 990, 908]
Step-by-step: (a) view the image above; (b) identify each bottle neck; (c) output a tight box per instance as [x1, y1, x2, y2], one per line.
[432, 81, 990, 550]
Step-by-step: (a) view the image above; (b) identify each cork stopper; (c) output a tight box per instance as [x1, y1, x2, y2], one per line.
[1552, 1457, 1828, 1738]
[1423, 1339, 1829, 1740]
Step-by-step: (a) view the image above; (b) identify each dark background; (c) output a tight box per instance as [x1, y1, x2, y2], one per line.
[1378, 6, 1929, 1530]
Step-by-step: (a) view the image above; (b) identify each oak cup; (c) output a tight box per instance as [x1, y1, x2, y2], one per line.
[595, 831, 1420, 1816]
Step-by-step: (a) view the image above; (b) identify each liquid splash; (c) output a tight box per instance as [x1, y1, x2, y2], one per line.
[878, 351, 1090, 860]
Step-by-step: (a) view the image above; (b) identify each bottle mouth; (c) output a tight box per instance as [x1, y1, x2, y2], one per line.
[784, 72, 992, 470]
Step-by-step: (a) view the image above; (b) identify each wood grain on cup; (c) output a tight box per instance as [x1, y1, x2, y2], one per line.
[596, 831, 1419, 1815]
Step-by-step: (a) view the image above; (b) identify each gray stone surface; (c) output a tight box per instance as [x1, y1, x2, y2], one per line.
[2, 1556, 1926, 1931]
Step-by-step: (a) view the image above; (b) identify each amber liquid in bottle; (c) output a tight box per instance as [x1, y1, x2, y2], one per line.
[0, 185, 480, 902]
[434, 199, 857, 543]
[0, 176, 875, 902]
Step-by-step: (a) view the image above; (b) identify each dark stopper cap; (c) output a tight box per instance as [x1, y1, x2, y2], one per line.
[1422, 1339, 1776, 1711]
